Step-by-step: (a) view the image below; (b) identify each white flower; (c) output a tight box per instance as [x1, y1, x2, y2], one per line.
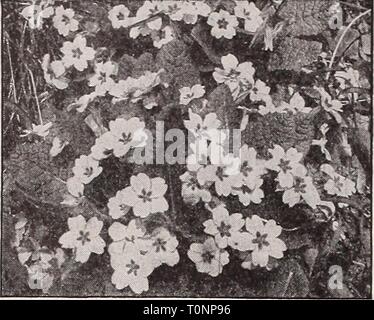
[315, 87, 343, 123]
[42, 54, 69, 90]
[135, 0, 163, 31]
[266, 145, 304, 188]
[108, 117, 147, 158]
[239, 144, 267, 186]
[184, 109, 222, 142]
[151, 25, 174, 48]
[21, 1, 54, 30]
[20, 122, 53, 138]
[61, 177, 85, 207]
[231, 178, 264, 206]
[203, 206, 246, 249]
[68, 92, 98, 113]
[140, 227, 179, 268]
[27, 262, 54, 293]
[234, 1, 263, 32]
[245, 215, 286, 267]
[61, 35, 96, 72]
[72, 155, 103, 184]
[108, 5, 132, 29]
[59, 216, 105, 263]
[207, 9, 239, 39]
[250, 79, 272, 103]
[180, 171, 212, 205]
[280, 165, 321, 209]
[320, 164, 356, 197]
[53, 6, 79, 37]
[179, 84, 205, 105]
[176, 1, 212, 24]
[89, 61, 117, 96]
[50, 136, 68, 157]
[187, 237, 229, 277]
[111, 246, 154, 294]
[213, 54, 255, 99]
[107, 189, 132, 219]
[90, 131, 115, 161]
[120, 173, 169, 218]
[108, 219, 146, 260]
[280, 91, 312, 114]
[312, 123, 332, 161]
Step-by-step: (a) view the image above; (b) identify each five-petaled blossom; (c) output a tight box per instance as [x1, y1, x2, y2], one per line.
[207, 9, 239, 39]
[107, 189, 132, 219]
[72, 155, 103, 184]
[108, 219, 147, 258]
[203, 206, 247, 249]
[59, 216, 105, 263]
[108, 117, 147, 158]
[245, 215, 287, 267]
[279, 165, 321, 209]
[213, 54, 255, 100]
[234, 1, 263, 32]
[321, 164, 356, 197]
[120, 173, 169, 218]
[89, 61, 117, 96]
[180, 171, 212, 205]
[266, 145, 304, 188]
[53, 6, 79, 37]
[187, 237, 230, 277]
[140, 227, 180, 268]
[111, 245, 154, 294]
[61, 35, 96, 72]
[42, 54, 69, 90]
[184, 110, 222, 142]
[179, 84, 205, 105]
[108, 5, 132, 29]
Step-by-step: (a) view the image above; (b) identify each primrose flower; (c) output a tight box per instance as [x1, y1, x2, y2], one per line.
[135, 0, 163, 31]
[234, 1, 264, 32]
[239, 144, 267, 186]
[89, 61, 117, 96]
[151, 25, 174, 49]
[140, 227, 179, 268]
[53, 6, 79, 37]
[180, 171, 212, 205]
[108, 219, 147, 259]
[213, 54, 255, 100]
[184, 110, 222, 142]
[280, 90, 312, 114]
[21, 1, 54, 30]
[108, 5, 132, 29]
[176, 1, 212, 24]
[111, 246, 154, 294]
[231, 178, 264, 206]
[108, 117, 147, 158]
[250, 80, 272, 103]
[203, 206, 245, 249]
[179, 84, 205, 105]
[280, 165, 321, 209]
[72, 155, 103, 184]
[27, 262, 54, 293]
[120, 173, 169, 218]
[42, 54, 69, 90]
[90, 132, 115, 161]
[187, 237, 230, 277]
[245, 215, 287, 267]
[315, 87, 343, 123]
[207, 9, 239, 39]
[321, 164, 356, 197]
[107, 189, 132, 219]
[20, 122, 53, 138]
[266, 145, 304, 188]
[61, 35, 96, 72]
[59, 216, 105, 263]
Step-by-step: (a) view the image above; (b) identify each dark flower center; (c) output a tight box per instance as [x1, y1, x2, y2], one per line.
[217, 18, 229, 29]
[139, 189, 152, 202]
[201, 250, 215, 263]
[120, 132, 132, 144]
[153, 238, 167, 252]
[279, 159, 292, 173]
[294, 177, 307, 193]
[84, 167, 93, 177]
[217, 221, 231, 238]
[252, 231, 269, 250]
[77, 230, 91, 245]
[126, 259, 140, 276]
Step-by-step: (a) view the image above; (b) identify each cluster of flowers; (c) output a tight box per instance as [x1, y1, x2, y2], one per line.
[64, 117, 147, 204]
[108, 1, 264, 47]
[180, 108, 355, 210]
[188, 205, 287, 275]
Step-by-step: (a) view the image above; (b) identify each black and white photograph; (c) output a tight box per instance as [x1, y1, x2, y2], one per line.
[0, 0, 372, 300]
